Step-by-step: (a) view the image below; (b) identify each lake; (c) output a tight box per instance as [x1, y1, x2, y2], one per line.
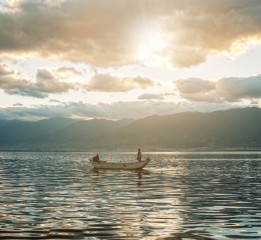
[0, 151, 261, 239]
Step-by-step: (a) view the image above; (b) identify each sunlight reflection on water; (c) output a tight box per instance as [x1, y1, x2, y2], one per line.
[0, 151, 261, 239]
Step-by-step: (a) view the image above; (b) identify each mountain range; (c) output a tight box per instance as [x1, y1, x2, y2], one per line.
[1, 107, 261, 151]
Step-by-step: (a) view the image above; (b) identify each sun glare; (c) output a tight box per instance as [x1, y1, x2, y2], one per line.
[136, 26, 169, 67]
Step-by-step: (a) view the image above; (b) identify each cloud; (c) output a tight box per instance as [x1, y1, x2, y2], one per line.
[55, 66, 81, 76]
[217, 76, 261, 101]
[1, 63, 155, 97]
[86, 74, 155, 92]
[6, 86, 48, 98]
[0, 64, 15, 84]
[0, 0, 138, 66]
[175, 78, 218, 102]
[1, 0, 22, 12]
[0, 64, 78, 98]
[0, 63, 32, 91]
[174, 74, 261, 102]
[175, 78, 215, 94]
[1, 0, 261, 67]
[49, 99, 62, 103]
[163, 1, 261, 67]
[13, 103, 23, 106]
[36, 68, 75, 93]
[138, 93, 164, 100]
[0, 100, 235, 120]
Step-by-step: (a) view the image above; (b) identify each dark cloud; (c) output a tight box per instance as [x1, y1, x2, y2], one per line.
[6, 87, 48, 98]
[0, 0, 138, 66]
[0, 0, 261, 67]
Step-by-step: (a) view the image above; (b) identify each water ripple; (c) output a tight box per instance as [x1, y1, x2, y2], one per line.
[0, 151, 261, 239]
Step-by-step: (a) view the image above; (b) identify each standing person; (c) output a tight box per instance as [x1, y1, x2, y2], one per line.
[137, 148, 142, 161]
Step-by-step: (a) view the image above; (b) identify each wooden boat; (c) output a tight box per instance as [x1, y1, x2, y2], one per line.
[89, 157, 150, 170]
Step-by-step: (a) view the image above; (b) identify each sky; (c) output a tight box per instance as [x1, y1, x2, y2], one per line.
[0, 0, 261, 120]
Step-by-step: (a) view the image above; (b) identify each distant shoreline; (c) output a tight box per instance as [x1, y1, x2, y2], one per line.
[1, 148, 261, 153]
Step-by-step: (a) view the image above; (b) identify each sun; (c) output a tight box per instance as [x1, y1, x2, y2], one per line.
[135, 25, 169, 67]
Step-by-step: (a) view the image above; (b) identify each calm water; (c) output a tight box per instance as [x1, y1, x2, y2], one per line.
[0, 151, 261, 240]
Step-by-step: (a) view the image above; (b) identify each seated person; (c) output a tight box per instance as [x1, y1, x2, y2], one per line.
[93, 154, 100, 162]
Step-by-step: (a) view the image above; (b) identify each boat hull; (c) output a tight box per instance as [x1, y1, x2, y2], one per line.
[89, 158, 150, 170]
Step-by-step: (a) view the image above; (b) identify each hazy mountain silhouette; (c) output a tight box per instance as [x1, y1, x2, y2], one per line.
[91, 107, 261, 150]
[0, 119, 22, 128]
[20, 118, 134, 150]
[0, 117, 78, 144]
[0, 107, 261, 151]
